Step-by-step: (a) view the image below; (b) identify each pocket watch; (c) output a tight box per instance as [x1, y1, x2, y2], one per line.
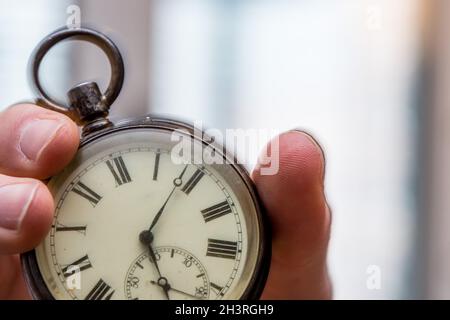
[21, 27, 271, 300]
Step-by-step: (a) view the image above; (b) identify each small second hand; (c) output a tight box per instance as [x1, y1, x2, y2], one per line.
[150, 281, 205, 300]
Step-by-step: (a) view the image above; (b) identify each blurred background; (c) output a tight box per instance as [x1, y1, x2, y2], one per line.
[1, 0, 449, 299]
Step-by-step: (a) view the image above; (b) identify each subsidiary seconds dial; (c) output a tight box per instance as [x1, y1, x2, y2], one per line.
[125, 247, 210, 300]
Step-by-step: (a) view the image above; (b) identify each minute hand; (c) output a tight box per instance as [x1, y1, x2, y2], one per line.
[148, 165, 188, 231]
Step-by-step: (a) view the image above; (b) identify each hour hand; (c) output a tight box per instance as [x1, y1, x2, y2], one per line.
[138, 231, 170, 299]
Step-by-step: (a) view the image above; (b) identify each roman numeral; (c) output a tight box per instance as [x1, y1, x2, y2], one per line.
[61, 255, 92, 277]
[210, 282, 224, 295]
[106, 156, 132, 186]
[72, 182, 102, 206]
[84, 279, 115, 300]
[153, 150, 160, 181]
[55, 224, 87, 234]
[206, 239, 238, 260]
[201, 200, 232, 222]
[182, 168, 204, 195]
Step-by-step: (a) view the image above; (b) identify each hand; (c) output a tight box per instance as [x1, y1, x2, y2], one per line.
[0, 104, 79, 299]
[253, 130, 331, 299]
[147, 165, 187, 232]
[0, 104, 331, 300]
[139, 231, 170, 299]
[150, 280, 204, 300]
[147, 250, 170, 299]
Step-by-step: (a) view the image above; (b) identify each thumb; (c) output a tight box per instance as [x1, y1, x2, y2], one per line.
[252, 130, 332, 299]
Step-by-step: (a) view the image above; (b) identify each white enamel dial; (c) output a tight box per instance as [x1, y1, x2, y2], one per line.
[34, 127, 262, 300]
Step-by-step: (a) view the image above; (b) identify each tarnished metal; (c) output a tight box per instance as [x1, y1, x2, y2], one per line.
[30, 27, 124, 130]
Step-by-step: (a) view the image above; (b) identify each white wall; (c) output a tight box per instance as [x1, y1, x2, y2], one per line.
[0, 0, 72, 110]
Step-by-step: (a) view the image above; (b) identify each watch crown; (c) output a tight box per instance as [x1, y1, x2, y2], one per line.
[67, 81, 109, 121]
[67, 81, 112, 135]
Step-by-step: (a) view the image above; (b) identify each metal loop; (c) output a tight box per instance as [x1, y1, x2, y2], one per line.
[30, 27, 124, 119]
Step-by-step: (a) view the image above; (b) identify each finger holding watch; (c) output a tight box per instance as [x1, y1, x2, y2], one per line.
[0, 104, 79, 299]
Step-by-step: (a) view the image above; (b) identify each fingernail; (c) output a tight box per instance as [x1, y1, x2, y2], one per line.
[19, 119, 64, 161]
[0, 183, 38, 231]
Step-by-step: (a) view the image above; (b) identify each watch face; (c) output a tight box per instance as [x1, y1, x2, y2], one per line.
[30, 125, 265, 300]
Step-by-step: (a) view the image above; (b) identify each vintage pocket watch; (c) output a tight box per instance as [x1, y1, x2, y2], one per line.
[21, 27, 270, 300]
